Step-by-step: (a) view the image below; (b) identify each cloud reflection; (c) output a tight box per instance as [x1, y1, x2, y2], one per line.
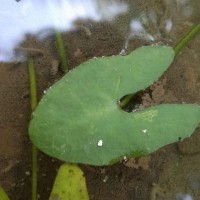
[0, 0, 128, 61]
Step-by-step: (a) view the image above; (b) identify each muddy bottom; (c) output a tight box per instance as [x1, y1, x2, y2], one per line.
[1, 14, 200, 200]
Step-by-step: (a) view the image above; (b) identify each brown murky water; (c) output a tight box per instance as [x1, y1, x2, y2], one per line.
[0, 0, 200, 199]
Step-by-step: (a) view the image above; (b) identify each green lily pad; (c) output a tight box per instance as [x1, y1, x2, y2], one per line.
[29, 45, 200, 165]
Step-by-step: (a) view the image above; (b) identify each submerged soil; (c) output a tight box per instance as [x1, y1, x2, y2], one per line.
[1, 2, 200, 200]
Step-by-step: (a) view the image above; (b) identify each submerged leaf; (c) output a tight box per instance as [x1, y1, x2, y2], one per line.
[0, 187, 10, 200]
[49, 163, 89, 200]
[29, 45, 200, 165]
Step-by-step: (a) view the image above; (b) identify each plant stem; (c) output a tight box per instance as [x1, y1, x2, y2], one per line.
[31, 145, 38, 200]
[173, 22, 200, 56]
[28, 59, 38, 200]
[119, 94, 135, 108]
[29, 59, 37, 111]
[55, 31, 68, 73]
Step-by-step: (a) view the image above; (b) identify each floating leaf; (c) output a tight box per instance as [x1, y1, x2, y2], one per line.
[49, 163, 89, 200]
[29, 46, 200, 165]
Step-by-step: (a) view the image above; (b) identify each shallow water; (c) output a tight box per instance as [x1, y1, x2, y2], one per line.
[0, 0, 199, 61]
[0, 0, 200, 199]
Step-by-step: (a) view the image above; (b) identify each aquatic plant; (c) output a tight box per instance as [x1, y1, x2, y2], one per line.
[27, 23, 200, 199]
[49, 163, 89, 200]
[0, 186, 10, 200]
[28, 45, 200, 166]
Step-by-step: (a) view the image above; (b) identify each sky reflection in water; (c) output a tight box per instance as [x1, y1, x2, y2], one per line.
[0, 0, 195, 61]
[0, 0, 127, 61]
